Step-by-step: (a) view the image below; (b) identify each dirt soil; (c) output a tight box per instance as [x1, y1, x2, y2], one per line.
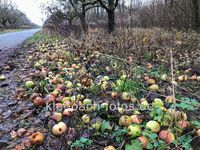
[0, 46, 47, 150]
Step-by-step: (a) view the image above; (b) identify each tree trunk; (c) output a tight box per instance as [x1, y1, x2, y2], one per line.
[80, 13, 87, 33]
[69, 20, 72, 28]
[192, 0, 200, 31]
[2, 19, 7, 28]
[107, 10, 115, 33]
[80, 3, 88, 34]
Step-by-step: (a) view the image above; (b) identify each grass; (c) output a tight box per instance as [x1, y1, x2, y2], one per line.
[25, 31, 62, 45]
[0, 28, 25, 34]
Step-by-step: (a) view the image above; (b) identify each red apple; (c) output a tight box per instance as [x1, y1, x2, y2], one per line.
[131, 115, 142, 124]
[177, 120, 189, 129]
[51, 112, 62, 122]
[33, 97, 44, 107]
[159, 130, 175, 143]
[63, 108, 74, 117]
[137, 136, 149, 149]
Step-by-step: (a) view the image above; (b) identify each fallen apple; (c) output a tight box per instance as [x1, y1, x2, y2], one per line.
[102, 76, 110, 81]
[25, 81, 35, 88]
[51, 112, 62, 122]
[147, 63, 153, 69]
[190, 75, 197, 80]
[149, 84, 159, 92]
[101, 82, 109, 90]
[111, 92, 119, 99]
[152, 98, 164, 107]
[159, 130, 175, 143]
[66, 81, 73, 89]
[61, 97, 70, 103]
[137, 136, 149, 149]
[52, 122, 67, 136]
[147, 78, 156, 85]
[121, 92, 131, 101]
[176, 120, 189, 129]
[128, 125, 141, 138]
[33, 97, 44, 107]
[165, 96, 175, 103]
[71, 95, 79, 103]
[131, 115, 142, 124]
[130, 96, 138, 103]
[82, 114, 90, 124]
[104, 146, 116, 150]
[83, 99, 92, 105]
[178, 75, 188, 82]
[178, 75, 184, 82]
[119, 115, 132, 127]
[140, 98, 147, 103]
[146, 120, 160, 133]
[140, 100, 149, 110]
[0, 75, 6, 81]
[92, 120, 101, 131]
[81, 78, 92, 86]
[56, 84, 65, 91]
[29, 93, 40, 101]
[196, 76, 200, 81]
[63, 101, 72, 108]
[52, 89, 60, 97]
[77, 94, 84, 101]
[144, 76, 149, 81]
[29, 132, 44, 144]
[34, 62, 42, 68]
[63, 108, 74, 116]
[160, 74, 168, 81]
[44, 94, 56, 103]
[196, 129, 200, 137]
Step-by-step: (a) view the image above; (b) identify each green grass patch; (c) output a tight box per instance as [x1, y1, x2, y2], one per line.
[0, 28, 25, 34]
[25, 31, 62, 45]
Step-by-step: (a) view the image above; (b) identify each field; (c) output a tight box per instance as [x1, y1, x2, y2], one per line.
[0, 28, 200, 150]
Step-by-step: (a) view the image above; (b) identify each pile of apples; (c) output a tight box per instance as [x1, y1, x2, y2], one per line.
[20, 41, 200, 149]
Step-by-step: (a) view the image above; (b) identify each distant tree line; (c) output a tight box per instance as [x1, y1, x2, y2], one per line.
[43, 0, 200, 34]
[0, 0, 37, 29]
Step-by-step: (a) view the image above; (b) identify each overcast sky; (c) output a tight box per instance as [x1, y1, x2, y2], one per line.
[13, 0, 147, 26]
[13, 0, 51, 26]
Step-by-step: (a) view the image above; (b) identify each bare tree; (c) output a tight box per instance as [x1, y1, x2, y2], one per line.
[0, 0, 32, 28]
[55, 0, 98, 33]
[98, 0, 119, 33]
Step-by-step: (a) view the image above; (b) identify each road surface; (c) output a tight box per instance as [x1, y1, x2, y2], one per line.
[0, 29, 40, 67]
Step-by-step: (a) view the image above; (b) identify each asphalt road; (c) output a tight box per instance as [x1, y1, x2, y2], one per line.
[0, 29, 40, 67]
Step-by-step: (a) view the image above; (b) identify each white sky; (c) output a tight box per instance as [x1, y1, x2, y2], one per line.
[13, 0, 52, 26]
[13, 0, 147, 26]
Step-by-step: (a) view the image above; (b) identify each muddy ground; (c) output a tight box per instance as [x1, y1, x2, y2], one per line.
[0, 46, 49, 150]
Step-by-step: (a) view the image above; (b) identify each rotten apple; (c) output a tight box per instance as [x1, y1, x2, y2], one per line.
[52, 122, 67, 136]
[119, 115, 132, 127]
